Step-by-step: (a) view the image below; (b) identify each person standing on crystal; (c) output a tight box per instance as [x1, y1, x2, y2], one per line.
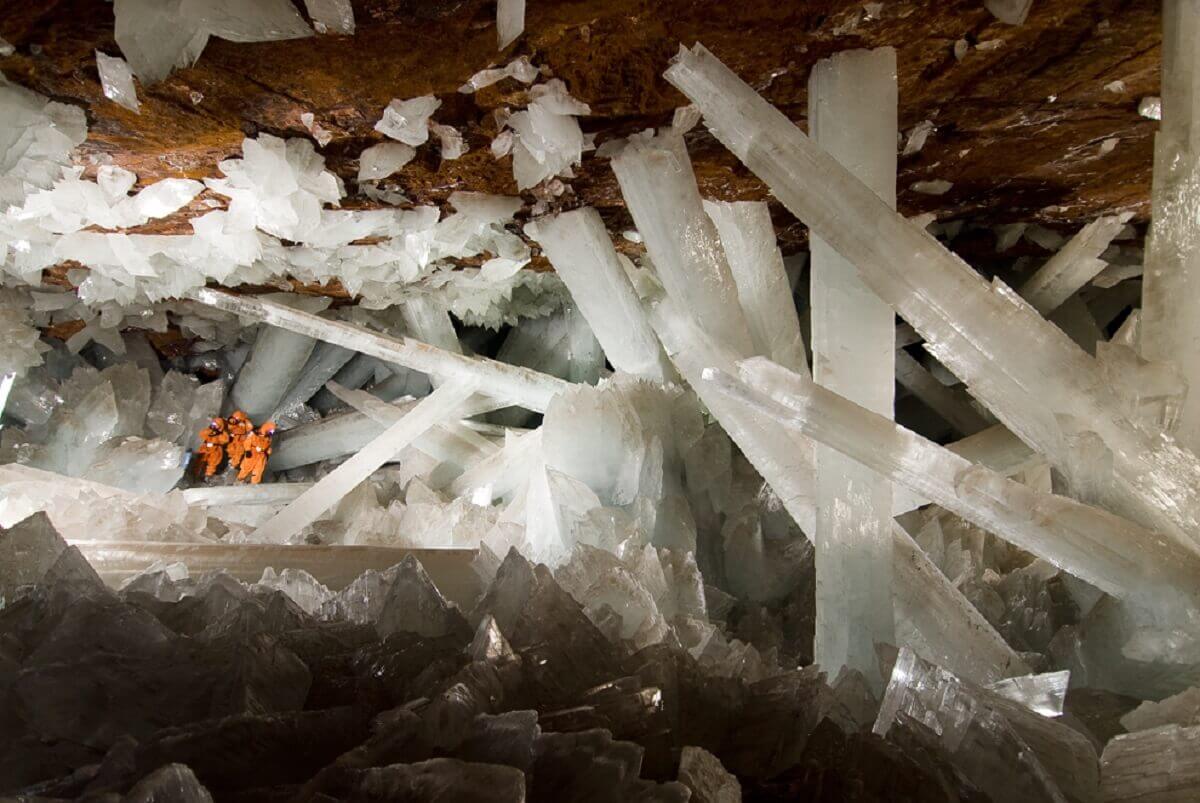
[237, 421, 277, 485]
[195, 417, 230, 478]
[226, 410, 253, 471]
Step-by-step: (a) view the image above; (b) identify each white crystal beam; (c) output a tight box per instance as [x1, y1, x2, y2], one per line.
[804, 46, 898, 690]
[529, 208, 674, 382]
[664, 43, 1200, 554]
[1018, 214, 1128, 316]
[1139, 0, 1200, 454]
[192, 288, 569, 412]
[706, 359, 1200, 607]
[252, 379, 478, 544]
[611, 131, 755, 357]
[703, 200, 809, 375]
[652, 302, 1028, 683]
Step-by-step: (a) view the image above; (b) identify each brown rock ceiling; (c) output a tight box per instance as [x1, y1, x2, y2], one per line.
[0, 0, 1160, 263]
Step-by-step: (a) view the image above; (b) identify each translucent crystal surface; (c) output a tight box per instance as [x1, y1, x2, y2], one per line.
[805, 47, 898, 691]
[252, 379, 477, 543]
[664, 43, 1200, 554]
[95, 51, 140, 113]
[704, 200, 808, 374]
[712, 357, 1200, 609]
[304, 0, 355, 34]
[528, 208, 672, 382]
[375, 96, 440, 147]
[1139, 0, 1200, 456]
[612, 131, 754, 357]
[497, 0, 525, 49]
[193, 287, 569, 413]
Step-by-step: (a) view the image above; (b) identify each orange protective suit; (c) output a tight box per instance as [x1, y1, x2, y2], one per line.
[196, 418, 230, 478]
[226, 411, 253, 468]
[237, 422, 276, 485]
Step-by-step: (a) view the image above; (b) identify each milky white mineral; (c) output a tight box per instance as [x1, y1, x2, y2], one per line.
[1139, 95, 1163, 120]
[375, 95, 440, 147]
[229, 293, 329, 422]
[95, 51, 141, 113]
[710, 357, 1200, 610]
[304, 0, 355, 35]
[503, 79, 590, 189]
[193, 288, 570, 413]
[430, 122, 467, 160]
[497, 0, 525, 50]
[612, 131, 754, 357]
[1101, 724, 1200, 802]
[664, 42, 1200, 554]
[705, 200, 809, 375]
[805, 46, 898, 691]
[528, 208, 673, 382]
[357, 142, 416, 182]
[902, 120, 935, 156]
[252, 378, 477, 544]
[1139, 0, 1200, 456]
[985, 0, 1034, 25]
[459, 57, 540, 93]
[911, 179, 953, 195]
[113, 0, 313, 85]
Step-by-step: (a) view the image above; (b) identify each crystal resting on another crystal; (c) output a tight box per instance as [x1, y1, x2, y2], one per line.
[528, 208, 673, 382]
[664, 42, 1200, 555]
[652, 299, 1027, 684]
[612, 130, 754, 358]
[375, 95, 440, 147]
[874, 647, 1099, 803]
[95, 51, 140, 113]
[459, 56, 540, 93]
[357, 141, 415, 182]
[192, 287, 570, 414]
[1101, 724, 1200, 801]
[1139, 0, 1200, 455]
[985, 670, 1070, 718]
[703, 357, 1200, 611]
[497, 0, 525, 50]
[270, 340, 354, 420]
[704, 199, 809, 375]
[251, 378, 478, 544]
[228, 293, 329, 423]
[1018, 214, 1130, 316]
[804, 46, 898, 693]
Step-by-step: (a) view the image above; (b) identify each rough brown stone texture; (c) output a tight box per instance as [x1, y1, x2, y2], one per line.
[0, 0, 1160, 258]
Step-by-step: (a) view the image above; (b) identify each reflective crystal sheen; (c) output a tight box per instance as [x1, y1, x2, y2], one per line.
[665, 43, 1200, 555]
[529, 208, 673, 382]
[95, 51, 140, 113]
[806, 47, 897, 692]
[1140, 0, 1200, 455]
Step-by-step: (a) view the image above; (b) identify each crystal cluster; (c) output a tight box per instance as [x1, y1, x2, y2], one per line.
[0, 3, 1197, 801]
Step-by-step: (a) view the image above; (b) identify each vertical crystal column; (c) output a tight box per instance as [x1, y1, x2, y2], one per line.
[807, 47, 897, 691]
[1140, 0, 1200, 452]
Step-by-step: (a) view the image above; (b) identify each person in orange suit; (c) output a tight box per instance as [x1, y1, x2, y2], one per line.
[237, 421, 277, 485]
[195, 417, 230, 478]
[226, 410, 253, 470]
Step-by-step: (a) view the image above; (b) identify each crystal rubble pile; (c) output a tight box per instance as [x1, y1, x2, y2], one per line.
[0, 10, 1195, 803]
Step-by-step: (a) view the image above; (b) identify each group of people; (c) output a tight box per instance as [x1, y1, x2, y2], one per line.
[195, 411, 277, 484]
